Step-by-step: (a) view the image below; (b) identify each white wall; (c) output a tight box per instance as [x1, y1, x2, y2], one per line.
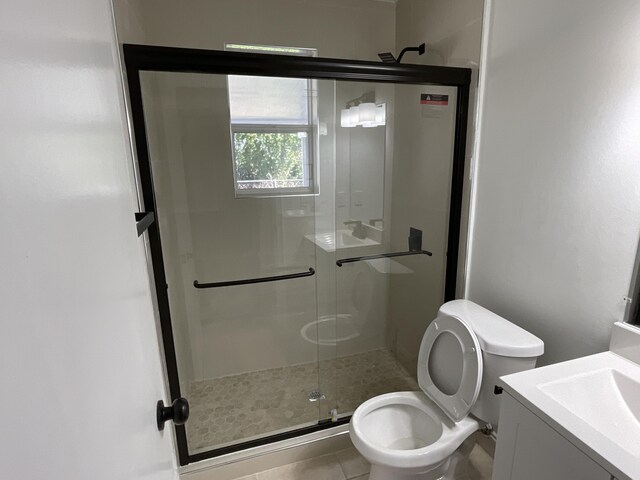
[467, 0, 640, 365]
[112, 0, 148, 43]
[0, 0, 177, 478]
[119, 0, 396, 61]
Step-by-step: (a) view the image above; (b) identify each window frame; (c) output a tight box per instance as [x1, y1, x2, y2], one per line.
[228, 81, 318, 198]
[225, 44, 319, 198]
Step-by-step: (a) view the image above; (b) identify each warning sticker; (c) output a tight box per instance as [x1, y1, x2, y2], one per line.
[420, 94, 449, 106]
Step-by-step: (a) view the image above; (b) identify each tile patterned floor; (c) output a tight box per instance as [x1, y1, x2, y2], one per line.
[187, 349, 418, 452]
[231, 443, 493, 480]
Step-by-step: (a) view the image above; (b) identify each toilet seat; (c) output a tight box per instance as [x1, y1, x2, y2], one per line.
[350, 391, 480, 470]
[418, 315, 483, 422]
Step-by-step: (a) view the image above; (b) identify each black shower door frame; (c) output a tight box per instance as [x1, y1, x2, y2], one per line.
[123, 43, 471, 466]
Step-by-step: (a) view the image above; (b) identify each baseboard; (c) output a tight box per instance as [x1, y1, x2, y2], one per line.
[180, 424, 351, 480]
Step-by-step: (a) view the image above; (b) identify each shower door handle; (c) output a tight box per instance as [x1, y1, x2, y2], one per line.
[336, 250, 432, 267]
[193, 267, 316, 289]
[157, 397, 190, 431]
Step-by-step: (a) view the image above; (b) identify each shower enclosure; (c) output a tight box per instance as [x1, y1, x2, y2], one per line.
[125, 44, 470, 465]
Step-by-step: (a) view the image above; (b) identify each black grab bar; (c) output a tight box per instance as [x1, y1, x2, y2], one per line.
[336, 250, 432, 267]
[194, 267, 315, 289]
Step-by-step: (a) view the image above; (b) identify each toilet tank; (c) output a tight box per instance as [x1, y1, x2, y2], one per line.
[438, 300, 544, 427]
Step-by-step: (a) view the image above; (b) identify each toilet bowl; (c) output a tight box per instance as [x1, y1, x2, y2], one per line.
[349, 300, 544, 480]
[351, 391, 479, 479]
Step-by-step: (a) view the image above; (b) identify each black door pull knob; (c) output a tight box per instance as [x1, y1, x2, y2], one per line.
[157, 397, 189, 431]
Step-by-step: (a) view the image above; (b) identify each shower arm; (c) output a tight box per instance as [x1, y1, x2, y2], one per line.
[378, 43, 426, 64]
[396, 43, 426, 63]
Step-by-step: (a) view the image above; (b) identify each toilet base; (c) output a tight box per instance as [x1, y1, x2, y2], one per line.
[368, 437, 475, 480]
[369, 459, 450, 480]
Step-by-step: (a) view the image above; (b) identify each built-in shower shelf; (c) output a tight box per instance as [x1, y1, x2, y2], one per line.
[365, 257, 414, 274]
[304, 229, 380, 253]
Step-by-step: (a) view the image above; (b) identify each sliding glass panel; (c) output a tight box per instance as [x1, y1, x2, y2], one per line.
[139, 71, 332, 454]
[332, 81, 459, 417]
[387, 84, 458, 381]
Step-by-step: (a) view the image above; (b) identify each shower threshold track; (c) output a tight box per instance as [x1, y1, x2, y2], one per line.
[186, 348, 418, 452]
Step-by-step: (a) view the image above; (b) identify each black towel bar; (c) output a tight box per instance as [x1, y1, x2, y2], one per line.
[194, 267, 315, 289]
[336, 250, 432, 267]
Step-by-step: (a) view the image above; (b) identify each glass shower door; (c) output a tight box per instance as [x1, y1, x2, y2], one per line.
[331, 80, 460, 418]
[125, 44, 471, 466]
[139, 70, 334, 454]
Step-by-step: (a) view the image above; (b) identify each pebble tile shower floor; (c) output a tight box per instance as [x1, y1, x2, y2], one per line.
[187, 349, 419, 452]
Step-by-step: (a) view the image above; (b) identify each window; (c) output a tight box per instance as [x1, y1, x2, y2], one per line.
[225, 44, 317, 197]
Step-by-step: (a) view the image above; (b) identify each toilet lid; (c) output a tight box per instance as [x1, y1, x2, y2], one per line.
[417, 315, 483, 422]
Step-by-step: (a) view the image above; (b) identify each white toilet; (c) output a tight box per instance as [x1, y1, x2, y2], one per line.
[350, 300, 544, 480]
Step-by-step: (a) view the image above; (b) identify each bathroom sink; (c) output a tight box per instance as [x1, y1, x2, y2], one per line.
[538, 368, 640, 455]
[499, 329, 640, 480]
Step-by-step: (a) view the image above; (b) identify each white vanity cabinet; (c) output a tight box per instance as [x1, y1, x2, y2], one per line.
[492, 324, 640, 480]
[493, 393, 614, 480]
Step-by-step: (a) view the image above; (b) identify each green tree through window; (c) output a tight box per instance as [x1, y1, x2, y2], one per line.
[233, 132, 304, 184]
